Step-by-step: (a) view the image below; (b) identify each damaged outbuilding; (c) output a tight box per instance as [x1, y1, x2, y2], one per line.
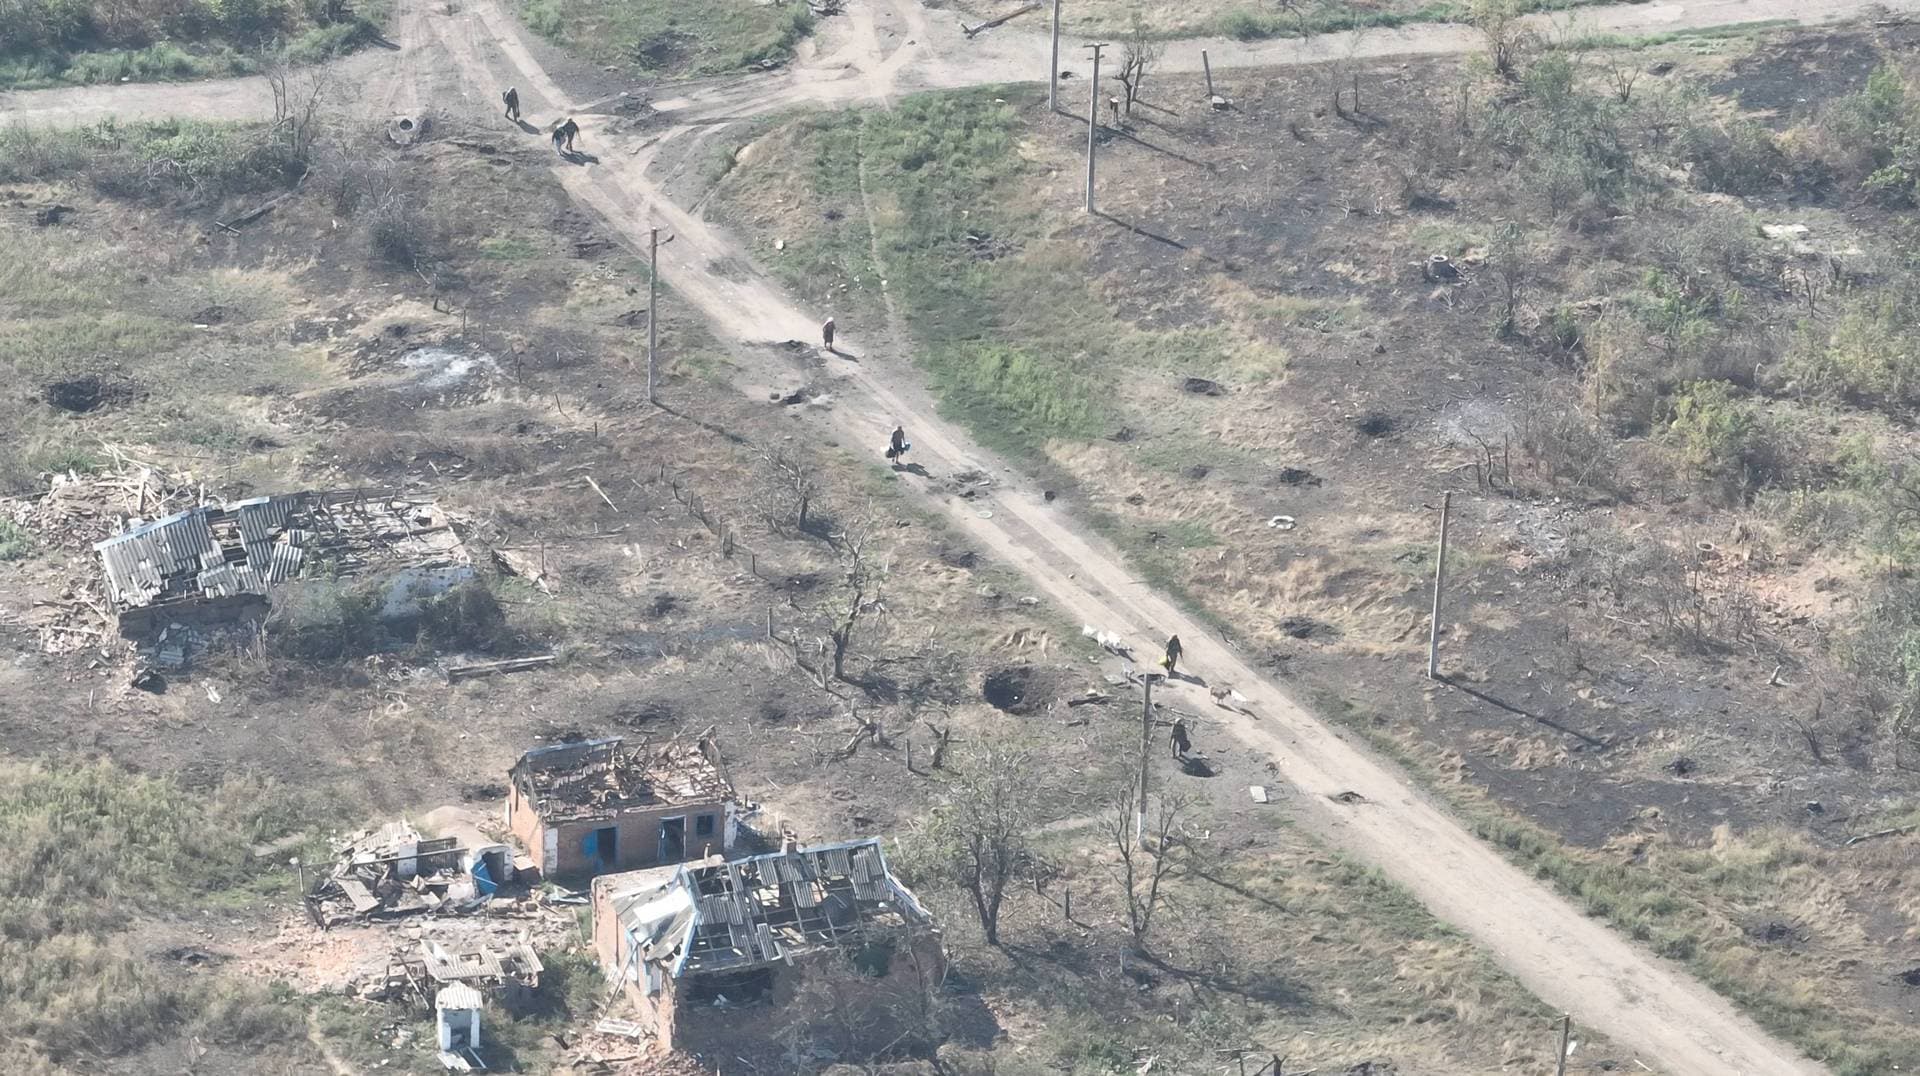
[304, 820, 515, 926]
[506, 735, 738, 878]
[94, 488, 472, 641]
[589, 837, 943, 1056]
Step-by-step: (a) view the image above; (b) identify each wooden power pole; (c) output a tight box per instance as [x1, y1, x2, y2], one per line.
[1085, 42, 1106, 214]
[1202, 49, 1215, 99]
[1554, 1014, 1572, 1076]
[1136, 674, 1152, 848]
[1427, 490, 1452, 679]
[1048, 0, 1063, 112]
[646, 226, 660, 405]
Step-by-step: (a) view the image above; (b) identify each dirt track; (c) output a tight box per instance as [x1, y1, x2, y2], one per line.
[6, 1, 1911, 1071]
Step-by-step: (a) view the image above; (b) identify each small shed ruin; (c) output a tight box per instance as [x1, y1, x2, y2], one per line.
[434, 980, 483, 1067]
[507, 736, 737, 878]
[589, 838, 942, 1055]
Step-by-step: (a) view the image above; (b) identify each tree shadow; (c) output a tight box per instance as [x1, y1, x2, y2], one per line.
[1106, 125, 1214, 172]
[655, 399, 751, 446]
[1091, 210, 1186, 251]
[1137, 950, 1313, 1010]
[1441, 677, 1610, 749]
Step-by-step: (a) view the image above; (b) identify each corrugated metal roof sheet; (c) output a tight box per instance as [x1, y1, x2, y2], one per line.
[435, 983, 484, 1010]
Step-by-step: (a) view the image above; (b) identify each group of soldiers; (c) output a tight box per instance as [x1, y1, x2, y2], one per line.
[502, 87, 581, 154]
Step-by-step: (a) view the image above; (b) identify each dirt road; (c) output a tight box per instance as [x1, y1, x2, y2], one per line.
[1, 1, 1889, 1071]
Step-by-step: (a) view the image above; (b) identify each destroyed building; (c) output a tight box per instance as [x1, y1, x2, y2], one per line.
[93, 488, 471, 640]
[507, 737, 737, 878]
[590, 838, 943, 1055]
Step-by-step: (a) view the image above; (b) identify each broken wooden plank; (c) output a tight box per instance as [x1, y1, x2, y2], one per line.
[1845, 824, 1916, 847]
[585, 474, 619, 512]
[340, 877, 381, 914]
[962, 1, 1038, 37]
[446, 655, 557, 681]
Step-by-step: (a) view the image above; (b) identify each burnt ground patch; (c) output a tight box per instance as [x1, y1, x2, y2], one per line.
[43, 375, 131, 414]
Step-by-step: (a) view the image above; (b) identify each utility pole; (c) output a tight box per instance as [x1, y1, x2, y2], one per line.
[646, 226, 660, 405]
[1553, 1014, 1572, 1076]
[1427, 490, 1452, 679]
[1136, 673, 1152, 848]
[1048, 0, 1063, 112]
[1085, 42, 1106, 214]
[1202, 49, 1215, 99]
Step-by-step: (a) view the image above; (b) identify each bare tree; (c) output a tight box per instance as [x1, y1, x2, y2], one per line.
[912, 736, 1035, 946]
[1469, 0, 1541, 82]
[826, 509, 888, 683]
[1114, 14, 1163, 119]
[758, 444, 821, 534]
[1103, 779, 1189, 948]
[262, 58, 331, 166]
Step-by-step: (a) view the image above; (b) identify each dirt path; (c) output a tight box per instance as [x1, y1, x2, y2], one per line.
[1, 1, 1888, 1071]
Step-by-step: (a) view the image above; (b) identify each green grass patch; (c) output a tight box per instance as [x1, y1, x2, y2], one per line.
[518, 0, 812, 77]
[480, 236, 541, 261]
[0, 119, 305, 203]
[0, 760, 314, 1066]
[0, 519, 34, 561]
[727, 90, 1245, 459]
[1558, 19, 1797, 52]
[1209, 0, 1651, 42]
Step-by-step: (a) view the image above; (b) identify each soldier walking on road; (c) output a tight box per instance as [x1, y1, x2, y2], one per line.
[822, 316, 836, 351]
[1170, 716, 1191, 761]
[1160, 633, 1182, 677]
[503, 87, 520, 121]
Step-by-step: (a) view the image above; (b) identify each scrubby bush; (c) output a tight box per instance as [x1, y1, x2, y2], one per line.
[1785, 291, 1920, 407]
[0, 119, 304, 203]
[416, 580, 507, 650]
[1659, 379, 1797, 503]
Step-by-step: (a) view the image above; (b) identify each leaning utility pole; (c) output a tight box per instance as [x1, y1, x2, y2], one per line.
[1427, 490, 1452, 679]
[646, 226, 659, 405]
[1137, 673, 1152, 848]
[1554, 1014, 1572, 1076]
[1048, 0, 1063, 111]
[1085, 42, 1106, 214]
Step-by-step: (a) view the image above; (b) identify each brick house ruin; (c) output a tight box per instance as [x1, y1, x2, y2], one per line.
[506, 737, 737, 878]
[590, 838, 943, 1056]
[93, 488, 471, 655]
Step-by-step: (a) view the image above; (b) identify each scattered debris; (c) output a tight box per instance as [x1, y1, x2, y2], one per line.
[1274, 466, 1322, 487]
[1082, 624, 1134, 657]
[1249, 786, 1269, 803]
[1423, 254, 1461, 282]
[303, 820, 510, 926]
[31, 203, 76, 226]
[1329, 790, 1369, 805]
[1182, 376, 1227, 396]
[1267, 515, 1296, 530]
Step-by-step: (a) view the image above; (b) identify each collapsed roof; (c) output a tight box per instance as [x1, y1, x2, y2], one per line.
[601, 838, 934, 980]
[510, 737, 734, 824]
[94, 489, 470, 618]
